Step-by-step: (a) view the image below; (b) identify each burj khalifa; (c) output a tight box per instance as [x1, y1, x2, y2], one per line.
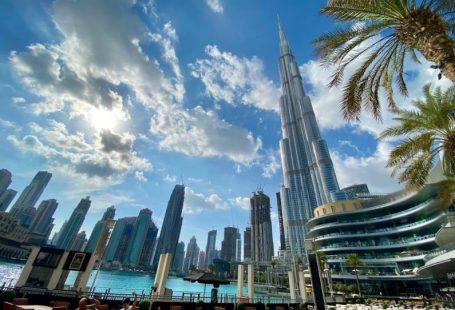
[278, 21, 340, 257]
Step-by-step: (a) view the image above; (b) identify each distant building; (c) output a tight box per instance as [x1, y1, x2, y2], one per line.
[220, 227, 238, 262]
[55, 196, 91, 250]
[276, 192, 286, 251]
[243, 227, 251, 261]
[85, 206, 116, 253]
[125, 208, 154, 267]
[198, 251, 206, 271]
[104, 217, 136, 263]
[152, 185, 185, 269]
[138, 220, 159, 268]
[0, 212, 30, 260]
[235, 237, 242, 262]
[183, 236, 199, 273]
[71, 231, 87, 251]
[251, 191, 274, 263]
[171, 241, 185, 273]
[0, 189, 17, 212]
[0, 169, 12, 195]
[341, 184, 370, 199]
[29, 199, 58, 240]
[204, 229, 217, 268]
[9, 171, 52, 227]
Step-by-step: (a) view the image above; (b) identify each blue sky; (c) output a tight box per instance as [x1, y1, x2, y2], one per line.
[0, 0, 450, 254]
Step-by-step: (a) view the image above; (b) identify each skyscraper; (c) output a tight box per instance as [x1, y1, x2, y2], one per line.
[276, 192, 286, 251]
[172, 241, 185, 273]
[243, 227, 252, 261]
[85, 206, 116, 253]
[198, 251, 206, 271]
[152, 184, 185, 268]
[0, 169, 12, 195]
[29, 199, 58, 240]
[220, 226, 238, 262]
[251, 191, 274, 262]
[235, 237, 242, 262]
[55, 196, 91, 250]
[71, 231, 87, 251]
[125, 208, 154, 267]
[9, 171, 52, 227]
[138, 220, 159, 268]
[204, 229, 217, 268]
[183, 236, 199, 274]
[105, 217, 136, 263]
[0, 189, 17, 212]
[277, 22, 340, 257]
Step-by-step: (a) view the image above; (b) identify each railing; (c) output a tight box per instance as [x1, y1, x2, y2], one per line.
[424, 243, 455, 262]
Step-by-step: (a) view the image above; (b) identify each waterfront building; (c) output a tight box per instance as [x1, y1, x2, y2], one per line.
[85, 206, 116, 253]
[341, 184, 370, 200]
[0, 169, 12, 195]
[71, 231, 87, 251]
[243, 227, 251, 261]
[251, 191, 274, 263]
[0, 212, 30, 260]
[109, 217, 136, 264]
[55, 196, 91, 250]
[221, 226, 238, 262]
[204, 229, 217, 268]
[138, 221, 159, 268]
[152, 184, 185, 269]
[276, 192, 286, 251]
[307, 183, 454, 295]
[198, 251, 206, 271]
[183, 236, 200, 274]
[172, 241, 185, 273]
[125, 208, 154, 267]
[104, 217, 131, 262]
[0, 189, 17, 212]
[28, 199, 58, 240]
[277, 22, 340, 257]
[9, 171, 52, 227]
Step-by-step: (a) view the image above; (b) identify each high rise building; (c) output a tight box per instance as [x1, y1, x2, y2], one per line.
[341, 184, 370, 199]
[276, 192, 286, 251]
[0, 189, 17, 212]
[243, 227, 252, 261]
[55, 196, 91, 250]
[152, 184, 185, 268]
[235, 237, 242, 262]
[29, 199, 58, 240]
[198, 251, 206, 271]
[125, 208, 154, 267]
[220, 227, 238, 262]
[183, 236, 199, 274]
[9, 171, 52, 227]
[107, 217, 136, 263]
[277, 22, 340, 257]
[172, 241, 185, 273]
[0, 169, 12, 195]
[85, 206, 116, 253]
[138, 221, 159, 268]
[251, 191, 274, 263]
[71, 231, 87, 251]
[204, 229, 217, 268]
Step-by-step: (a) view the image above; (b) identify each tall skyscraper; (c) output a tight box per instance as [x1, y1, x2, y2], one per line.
[198, 251, 206, 271]
[172, 241, 185, 273]
[204, 229, 217, 268]
[125, 208, 154, 267]
[220, 227, 238, 262]
[152, 184, 185, 268]
[0, 189, 17, 212]
[183, 236, 200, 274]
[29, 199, 58, 240]
[277, 22, 340, 257]
[235, 237, 242, 262]
[85, 206, 116, 253]
[0, 169, 12, 195]
[251, 191, 274, 262]
[138, 220, 159, 268]
[243, 227, 252, 261]
[9, 171, 52, 227]
[71, 231, 87, 251]
[55, 196, 91, 250]
[105, 217, 136, 263]
[276, 192, 286, 251]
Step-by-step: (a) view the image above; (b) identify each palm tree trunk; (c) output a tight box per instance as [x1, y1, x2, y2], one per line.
[397, 7, 455, 84]
[355, 272, 361, 296]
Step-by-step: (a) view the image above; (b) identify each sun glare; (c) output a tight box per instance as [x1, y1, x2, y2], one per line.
[90, 108, 119, 131]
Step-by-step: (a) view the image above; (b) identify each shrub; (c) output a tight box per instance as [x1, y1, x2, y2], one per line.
[237, 303, 245, 310]
[382, 305, 388, 310]
[0, 290, 16, 302]
[299, 302, 309, 310]
[139, 300, 151, 310]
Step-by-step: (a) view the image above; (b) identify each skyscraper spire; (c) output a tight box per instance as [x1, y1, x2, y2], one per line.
[278, 17, 291, 56]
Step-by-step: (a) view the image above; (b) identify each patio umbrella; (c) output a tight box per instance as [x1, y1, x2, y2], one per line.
[183, 272, 230, 301]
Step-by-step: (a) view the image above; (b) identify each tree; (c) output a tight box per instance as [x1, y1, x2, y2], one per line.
[316, 251, 328, 293]
[314, 0, 455, 121]
[346, 253, 362, 296]
[380, 84, 455, 189]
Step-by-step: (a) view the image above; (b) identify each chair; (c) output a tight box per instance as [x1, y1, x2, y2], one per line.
[97, 305, 109, 310]
[13, 298, 29, 306]
[3, 302, 15, 310]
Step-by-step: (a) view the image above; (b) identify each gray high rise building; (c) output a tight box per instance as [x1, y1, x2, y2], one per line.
[85, 206, 116, 253]
[243, 227, 251, 261]
[172, 241, 185, 273]
[277, 22, 340, 257]
[198, 251, 206, 271]
[152, 184, 185, 268]
[220, 227, 238, 262]
[55, 196, 91, 250]
[71, 231, 87, 251]
[0, 189, 17, 212]
[251, 191, 274, 262]
[9, 171, 52, 227]
[138, 220, 158, 268]
[0, 169, 12, 195]
[276, 192, 286, 251]
[104, 217, 136, 263]
[183, 236, 200, 274]
[29, 199, 58, 240]
[204, 229, 217, 268]
[125, 208, 154, 267]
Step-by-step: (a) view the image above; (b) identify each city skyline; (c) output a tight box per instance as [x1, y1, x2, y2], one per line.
[0, 0, 450, 253]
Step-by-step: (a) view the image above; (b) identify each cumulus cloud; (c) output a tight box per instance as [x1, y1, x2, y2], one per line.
[135, 171, 147, 182]
[189, 45, 280, 112]
[164, 174, 177, 182]
[262, 149, 280, 178]
[0, 118, 16, 129]
[206, 0, 224, 14]
[183, 187, 229, 214]
[228, 196, 250, 210]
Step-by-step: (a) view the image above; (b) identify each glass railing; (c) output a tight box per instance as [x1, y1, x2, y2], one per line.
[326, 252, 425, 261]
[423, 243, 455, 262]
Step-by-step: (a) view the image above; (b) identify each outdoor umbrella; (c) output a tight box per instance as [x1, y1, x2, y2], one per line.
[183, 272, 230, 302]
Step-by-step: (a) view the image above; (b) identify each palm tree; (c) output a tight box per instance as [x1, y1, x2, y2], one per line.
[315, 0, 455, 121]
[346, 253, 362, 296]
[380, 84, 455, 189]
[316, 251, 328, 293]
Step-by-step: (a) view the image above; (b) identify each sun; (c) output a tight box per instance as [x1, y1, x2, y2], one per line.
[90, 107, 119, 131]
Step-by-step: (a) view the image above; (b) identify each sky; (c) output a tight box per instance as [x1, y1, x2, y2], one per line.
[0, 0, 451, 255]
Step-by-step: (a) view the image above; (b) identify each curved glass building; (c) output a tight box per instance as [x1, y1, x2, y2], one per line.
[307, 183, 455, 295]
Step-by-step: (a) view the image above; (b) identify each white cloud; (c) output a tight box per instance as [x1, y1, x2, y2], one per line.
[262, 149, 280, 178]
[87, 192, 136, 213]
[11, 97, 26, 104]
[189, 45, 280, 112]
[229, 196, 250, 210]
[206, 0, 223, 14]
[164, 174, 177, 183]
[135, 171, 147, 182]
[183, 187, 229, 214]
[0, 118, 16, 129]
